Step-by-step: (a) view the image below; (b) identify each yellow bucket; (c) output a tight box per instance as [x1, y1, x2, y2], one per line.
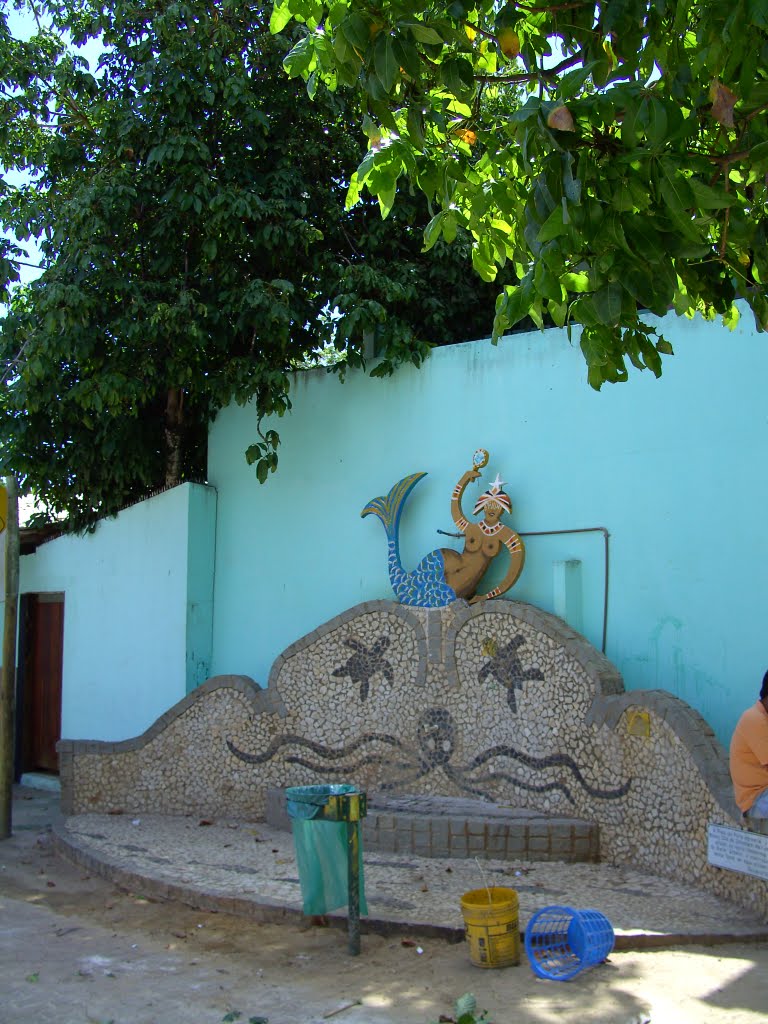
[460, 887, 520, 969]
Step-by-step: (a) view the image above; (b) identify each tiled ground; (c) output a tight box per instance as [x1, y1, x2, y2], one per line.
[55, 810, 768, 947]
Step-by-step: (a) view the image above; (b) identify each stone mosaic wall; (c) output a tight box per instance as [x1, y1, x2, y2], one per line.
[59, 599, 768, 919]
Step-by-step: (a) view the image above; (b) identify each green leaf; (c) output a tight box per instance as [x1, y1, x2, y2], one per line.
[749, 292, 768, 331]
[407, 23, 444, 45]
[374, 33, 398, 92]
[750, 139, 768, 168]
[646, 98, 668, 148]
[588, 363, 605, 389]
[493, 275, 534, 337]
[455, 993, 477, 1020]
[548, 298, 568, 327]
[596, 212, 633, 255]
[442, 210, 458, 244]
[687, 179, 737, 210]
[423, 211, 445, 250]
[562, 271, 590, 292]
[722, 304, 740, 330]
[556, 61, 598, 100]
[283, 37, 314, 79]
[392, 37, 422, 80]
[739, 43, 760, 100]
[537, 204, 567, 243]
[439, 57, 475, 101]
[624, 217, 664, 264]
[269, 4, 293, 34]
[472, 245, 497, 282]
[562, 153, 581, 203]
[406, 106, 426, 150]
[620, 95, 643, 149]
[378, 180, 397, 218]
[345, 170, 364, 210]
[593, 282, 624, 325]
[621, 264, 660, 308]
[535, 260, 564, 302]
[659, 161, 696, 222]
[639, 335, 663, 377]
[340, 13, 371, 49]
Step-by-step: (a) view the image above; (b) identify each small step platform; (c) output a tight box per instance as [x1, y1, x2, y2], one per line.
[266, 789, 599, 863]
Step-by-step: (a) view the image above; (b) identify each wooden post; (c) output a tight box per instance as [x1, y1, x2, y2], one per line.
[0, 476, 19, 840]
[347, 819, 361, 956]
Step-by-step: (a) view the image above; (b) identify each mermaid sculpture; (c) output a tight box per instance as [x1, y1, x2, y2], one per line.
[361, 449, 525, 609]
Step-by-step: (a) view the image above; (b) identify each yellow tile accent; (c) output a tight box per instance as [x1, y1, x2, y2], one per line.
[627, 710, 651, 738]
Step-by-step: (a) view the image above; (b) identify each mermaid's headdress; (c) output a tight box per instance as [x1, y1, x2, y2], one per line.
[473, 473, 512, 516]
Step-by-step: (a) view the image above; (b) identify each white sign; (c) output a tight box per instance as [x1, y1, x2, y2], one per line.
[708, 823, 768, 882]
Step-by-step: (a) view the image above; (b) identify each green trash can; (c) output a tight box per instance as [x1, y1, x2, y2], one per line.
[285, 785, 368, 917]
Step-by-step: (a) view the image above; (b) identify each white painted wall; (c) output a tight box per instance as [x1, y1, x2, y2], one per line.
[19, 483, 216, 741]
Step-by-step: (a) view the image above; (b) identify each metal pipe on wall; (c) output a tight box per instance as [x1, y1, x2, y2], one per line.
[437, 525, 610, 653]
[520, 528, 610, 653]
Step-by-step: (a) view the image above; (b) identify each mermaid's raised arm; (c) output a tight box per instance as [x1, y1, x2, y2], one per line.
[451, 469, 481, 532]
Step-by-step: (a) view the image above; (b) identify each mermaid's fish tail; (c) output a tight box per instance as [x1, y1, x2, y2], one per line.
[362, 472, 456, 608]
[361, 472, 427, 543]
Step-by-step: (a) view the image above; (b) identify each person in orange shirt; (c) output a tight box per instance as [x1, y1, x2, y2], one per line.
[729, 672, 768, 819]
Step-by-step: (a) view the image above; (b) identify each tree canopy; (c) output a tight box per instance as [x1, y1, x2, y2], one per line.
[272, 0, 768, 387]
[0, 0, 509, 528]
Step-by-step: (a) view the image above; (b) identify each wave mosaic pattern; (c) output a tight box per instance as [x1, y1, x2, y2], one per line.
[59, 600, 767, 918]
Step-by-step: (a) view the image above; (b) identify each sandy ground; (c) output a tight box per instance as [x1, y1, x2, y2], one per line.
[1, 788, 767, 1024]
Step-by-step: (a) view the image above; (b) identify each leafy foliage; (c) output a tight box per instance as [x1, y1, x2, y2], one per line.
[0, 0, 507, 528]
[272, 0, 768, 388]
[431, 992, 492, 1024]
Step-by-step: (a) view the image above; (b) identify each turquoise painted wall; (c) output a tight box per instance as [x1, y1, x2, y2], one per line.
[185, 484, 217, 694]
[208, 308, 768, 748]
[19, 483, 216, 741]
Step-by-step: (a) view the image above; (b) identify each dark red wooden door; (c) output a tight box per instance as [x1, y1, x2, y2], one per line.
[20, 594, 64, 774]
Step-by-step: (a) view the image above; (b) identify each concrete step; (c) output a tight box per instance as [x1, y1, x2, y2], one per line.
[265, 789, 599, 863]
[19, 772, 61, 793]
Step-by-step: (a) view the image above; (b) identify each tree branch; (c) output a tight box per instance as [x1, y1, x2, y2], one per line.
[475, 52, 581, 85]
[719, 169, 731, 259]
[516, 1, 592, 10]
[746, 100, 768, 123]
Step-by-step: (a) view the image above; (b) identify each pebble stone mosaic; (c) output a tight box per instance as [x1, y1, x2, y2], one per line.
[55, 811, 768, 942]
[59, 599, 768, 920]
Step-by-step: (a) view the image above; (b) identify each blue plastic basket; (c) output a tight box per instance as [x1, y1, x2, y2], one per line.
[524, 905, 614, 981]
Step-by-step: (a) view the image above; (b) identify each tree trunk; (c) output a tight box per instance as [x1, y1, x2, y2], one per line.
[164, 387, 184, 488]
[0, 476, 19, 840]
